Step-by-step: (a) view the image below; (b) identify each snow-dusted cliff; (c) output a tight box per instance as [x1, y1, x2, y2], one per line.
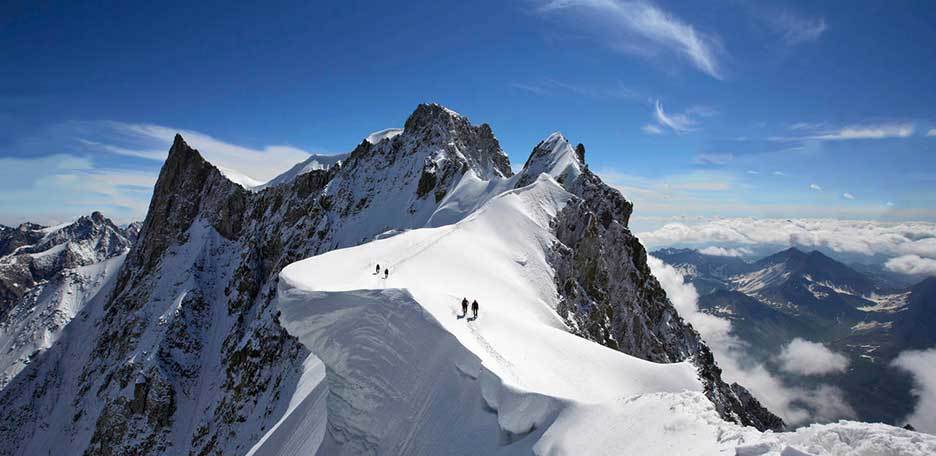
[0, 213, 132, 388]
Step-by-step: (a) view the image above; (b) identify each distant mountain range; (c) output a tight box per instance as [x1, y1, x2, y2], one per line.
[0, 212, 135, 387]
[653, 247, 936, 425]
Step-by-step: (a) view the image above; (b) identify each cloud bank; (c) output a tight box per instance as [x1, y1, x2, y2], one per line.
[639, 218, 936, 276]
[648, 256, 855, 424]
[698, 246, 752, 257]
[886, 255, 936, 276]
[892, 348, 936, 433]
[778, 339, 850, 376]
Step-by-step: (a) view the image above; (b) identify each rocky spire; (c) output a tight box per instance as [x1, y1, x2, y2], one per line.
[125, 134, 247, 279]
[402, 103, 512, 179]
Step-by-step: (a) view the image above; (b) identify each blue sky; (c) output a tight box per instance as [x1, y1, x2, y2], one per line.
[2, 0, 935, 231]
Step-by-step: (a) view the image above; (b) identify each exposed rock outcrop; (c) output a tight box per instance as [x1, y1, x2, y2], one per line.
[542, 137, 783, 431]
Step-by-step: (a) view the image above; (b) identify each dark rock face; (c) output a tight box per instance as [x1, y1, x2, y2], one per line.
[0, 223, 45, 257]
[575, 143, 585, 162]
[126, 134, 241, 277]
[547, 161, 783, 430]
[73, 137, 327, 454]
[402, 103, 512, 179]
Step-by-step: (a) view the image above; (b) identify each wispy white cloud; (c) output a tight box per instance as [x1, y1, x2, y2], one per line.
[813, 124, 914, 141]
[778, 339, 850, 376]
[694, 153, 733, 165]
[0, 154, 156, 225]
[698, 246, 752, 257]
[747, 170, 760, 175]
[746, 4, 827, 46]
[789, 122, 825, 131]
[770, 12, 827, 45]
[535, 0, 724, 78]
[842, 192, 855, 200]
[511, 79, 639, 100]
[892, 348, 936, 432]
[653, 99, 698, 133]
[773, 123, 915, 141]
[97, 122, 313, 183]
[641, 124, 664, 135]
[927, 129, 936, 137]
[810, 183, 823, 191]
[1, 120, 325, 225]
[773, 171, 786, 176]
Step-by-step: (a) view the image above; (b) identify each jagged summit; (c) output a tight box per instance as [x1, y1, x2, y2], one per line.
[397, 103, 511, 178]
[517, 131, 584, 188]
[403, 102, 465, 131]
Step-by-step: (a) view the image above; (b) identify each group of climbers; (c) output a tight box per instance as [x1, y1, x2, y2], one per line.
[372, 263, 480, 319]
[461, 297, 479, 319]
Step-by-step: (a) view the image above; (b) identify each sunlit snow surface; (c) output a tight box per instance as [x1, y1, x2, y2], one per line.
[365, 127, 404, 144]
[262, 175, 936, 455]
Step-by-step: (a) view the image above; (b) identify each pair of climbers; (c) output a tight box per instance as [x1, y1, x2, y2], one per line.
[460, 297, 479, 319]
[375, 264, 388, 279]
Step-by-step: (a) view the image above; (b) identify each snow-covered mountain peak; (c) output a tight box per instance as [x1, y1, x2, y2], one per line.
[403, 102, 465, 129]
[516, 131, 585, 189]
[163, 134, 269, 191]
[396, 103, 512, 179]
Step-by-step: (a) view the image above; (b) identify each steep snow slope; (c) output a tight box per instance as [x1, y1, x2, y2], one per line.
[257, 153, 349, 190]
[0, 212, 132, 389]
[365, 127, 403, 144]
[270, 177, 704, 454]
[271, 176, 936, 455]
[217, 166, 266, 189]
[281, 176, 702, 399]
[0, 254, 125, 388]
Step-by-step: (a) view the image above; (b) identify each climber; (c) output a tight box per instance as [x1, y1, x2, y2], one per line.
[384, 268, 389, 279]
[471, 299, 479, 319]
[376, 264, 381, 274]
[461, 297, 469, 316]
